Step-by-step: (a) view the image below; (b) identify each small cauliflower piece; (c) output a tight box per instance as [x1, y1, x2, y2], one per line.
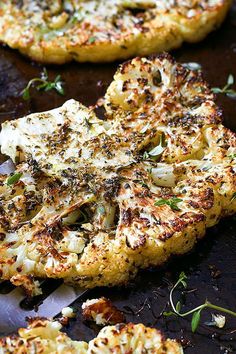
[211, 314, 226, 328]
[82, 297, 125, 325]
[61, 306, 75, 318]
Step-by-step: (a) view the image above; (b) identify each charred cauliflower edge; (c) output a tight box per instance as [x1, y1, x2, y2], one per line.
[0, 0, 232, 63]
[0, 318, 183, 353]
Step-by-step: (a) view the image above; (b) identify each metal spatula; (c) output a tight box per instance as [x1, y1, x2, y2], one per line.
[0, 282, 87, 334]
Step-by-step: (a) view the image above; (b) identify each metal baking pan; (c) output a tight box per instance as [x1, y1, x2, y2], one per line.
[0, 2, 235, 352]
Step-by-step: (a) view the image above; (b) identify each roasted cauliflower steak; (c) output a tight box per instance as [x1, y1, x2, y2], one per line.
[0, 318, 183, 354]
[0, 0, 232, 64]
[0, 54, 235, 295]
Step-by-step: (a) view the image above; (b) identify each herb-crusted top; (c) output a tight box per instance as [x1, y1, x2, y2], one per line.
[0, 54, 235, 295]
[0, 319, 183, 353]
[0, 0, 232, 63]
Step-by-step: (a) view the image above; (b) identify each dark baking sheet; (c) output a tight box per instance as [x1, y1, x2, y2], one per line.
[0, 2, 236, 353]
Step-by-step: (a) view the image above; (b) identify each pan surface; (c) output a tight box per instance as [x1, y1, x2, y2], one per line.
[0, 2, 236, 353]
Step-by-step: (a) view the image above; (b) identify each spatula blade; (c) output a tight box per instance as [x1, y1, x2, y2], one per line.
[0, 284, 86, 335]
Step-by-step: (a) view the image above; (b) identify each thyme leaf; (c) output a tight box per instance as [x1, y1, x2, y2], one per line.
[231, 192, 236, 201]
[88, 36, 96, 44]
[6, 172, 23, 186]
[154, 197, 182, 211]
[163, 272, 236, 333]
[176, 301, 182, 312]
[191, 310, 202, 333]
[163, 311, 176, 317]
[179, 271, 187, 288]
[143, 151, 149, 159]
[22, 69, 65, 100]
[182, 62, 202, 71]
[212, 74, 236, 99]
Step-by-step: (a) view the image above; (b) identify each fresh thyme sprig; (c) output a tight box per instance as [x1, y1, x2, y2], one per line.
[154, 197, 182, 211]
[22, 68, 65, 100]
[212, 74, 236, 99]
[163, 272, 236, 333]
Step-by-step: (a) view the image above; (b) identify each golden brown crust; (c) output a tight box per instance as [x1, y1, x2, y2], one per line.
[0, 54, 235, 294]
[0, 0, 232, 63]
[0, 318, 183, 353]
[82, 297, 125, 325]
[0, 318, 88, 353]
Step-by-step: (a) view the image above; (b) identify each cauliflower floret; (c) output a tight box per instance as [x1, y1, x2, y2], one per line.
[0, 319, 183, 354]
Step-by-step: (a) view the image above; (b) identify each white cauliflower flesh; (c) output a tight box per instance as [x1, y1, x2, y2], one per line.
[0, 54, 235, 295]
[0, 319, 183, 353]
[0, 0, 231, 64]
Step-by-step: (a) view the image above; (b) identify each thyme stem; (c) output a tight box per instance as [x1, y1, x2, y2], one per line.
[206, 302, 236, 317]
[164, 272, 236, 332]
[22, 69, 64, 100]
